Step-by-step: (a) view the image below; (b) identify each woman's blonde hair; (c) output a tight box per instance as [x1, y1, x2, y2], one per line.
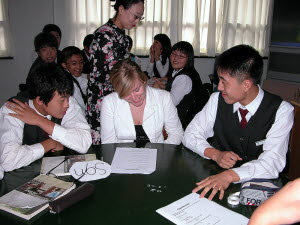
[110, 59, 148, 98]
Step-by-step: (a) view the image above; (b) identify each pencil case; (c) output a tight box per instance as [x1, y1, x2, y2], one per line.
[49, 182, 95, 214]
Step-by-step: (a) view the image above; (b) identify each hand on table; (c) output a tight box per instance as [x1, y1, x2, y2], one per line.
[192, 170, 239, 200]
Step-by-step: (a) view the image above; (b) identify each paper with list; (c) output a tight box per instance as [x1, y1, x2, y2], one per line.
[111, 147, 157, 174]
[156, 193, 249, 225]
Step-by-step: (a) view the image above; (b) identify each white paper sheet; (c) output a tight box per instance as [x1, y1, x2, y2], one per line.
[111, 147, 157, 174]
[156, 193, 249, 225]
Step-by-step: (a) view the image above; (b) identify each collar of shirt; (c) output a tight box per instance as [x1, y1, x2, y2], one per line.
[172, 68, 184, 77]
[29, 99, 52, 120]
[233, 85, 264, 116]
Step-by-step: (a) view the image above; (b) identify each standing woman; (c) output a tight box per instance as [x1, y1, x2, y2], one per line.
[146, 34, 172, 78]
[87, 0, 144, 144]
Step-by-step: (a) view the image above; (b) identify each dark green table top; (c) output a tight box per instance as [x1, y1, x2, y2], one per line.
[0, 143, 288, 225]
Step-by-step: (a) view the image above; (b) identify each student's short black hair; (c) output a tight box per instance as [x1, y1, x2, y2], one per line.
[26, 64, 73, 105]
[61, 46, 83, 63]
[215, 44, 263, 84]
[34, 32, 58, 52]
[171, 41, 195, 70]
[83, 34, 94, 48]
[42, 24, 62, 37]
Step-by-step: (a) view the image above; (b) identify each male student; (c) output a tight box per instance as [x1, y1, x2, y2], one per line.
[0, 64, 92, 173]
[28, 32, 58, 78]
[182, 45, 294, 200]
[43, 24, 63, 64]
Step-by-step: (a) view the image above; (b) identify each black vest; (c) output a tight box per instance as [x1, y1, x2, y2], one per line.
[210, 91, 282, 165]
[165, 68, 207, 128]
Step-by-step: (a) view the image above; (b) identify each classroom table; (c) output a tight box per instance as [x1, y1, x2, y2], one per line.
[0, 143, 288, 225]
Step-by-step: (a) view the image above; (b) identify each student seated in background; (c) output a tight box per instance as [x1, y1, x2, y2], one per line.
[182, 45, 294, 200]
[146, 34, 172, 78]
[81, 34, 94, 74]
[153, 41, 209, 128]
[126, 35, 142, 68]
[42, 24, 63, 64]
[0, 64, 92, 172]
[61, 46, 88, 112]
[100, 59, 183, 145]
[248, 178, 300, 225]
[28, 32, 58, 77]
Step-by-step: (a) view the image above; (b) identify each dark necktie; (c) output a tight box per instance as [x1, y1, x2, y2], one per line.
[239, 108, 248, 128]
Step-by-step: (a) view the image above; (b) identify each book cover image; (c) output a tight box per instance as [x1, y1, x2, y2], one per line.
[0, 175, 74, 220]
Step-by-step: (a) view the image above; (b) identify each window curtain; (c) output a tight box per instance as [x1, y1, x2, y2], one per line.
[58, 0, 272, 57]
[0, 0, 13, 57]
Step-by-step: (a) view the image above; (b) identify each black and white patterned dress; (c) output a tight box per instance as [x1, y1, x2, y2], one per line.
[87, 19, 130, 144]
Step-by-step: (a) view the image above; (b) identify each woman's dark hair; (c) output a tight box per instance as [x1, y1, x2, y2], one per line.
[42, 24, 62, 37]
[26, 64, 73, 105]
[154, 34, 172, 65]
[113, 0, 144, 12]
[171, 41, 195, 70]
[34, 32, 58, 52]
[61, 46, 83, 63]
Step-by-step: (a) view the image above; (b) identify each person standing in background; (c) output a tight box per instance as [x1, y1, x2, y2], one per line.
[86, 0, 145, 145]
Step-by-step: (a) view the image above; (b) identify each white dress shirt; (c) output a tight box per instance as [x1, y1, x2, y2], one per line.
[0, 96, 92, 172]
[100, 87, 183, 145]
[183, 86, 294, 182]
[72, 74, 88, 112]
[146, 56, 170, 78]
[170, 69, 192, 106]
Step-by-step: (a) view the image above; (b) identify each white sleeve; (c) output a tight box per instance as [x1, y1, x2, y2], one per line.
[232, 101, 294, 182]
[170, 75, 192, 106]
[146, 56, 154, 77]
[0, 105, 44, 172]
[155, 58, 170, 77]
[100, 96, 117, 144]
[50, 97, 92, 153]
[163, 92, 184, 145]
[182, 93, 219, 158]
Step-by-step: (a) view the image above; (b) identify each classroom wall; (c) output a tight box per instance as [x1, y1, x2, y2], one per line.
[0, 0, 268, 106]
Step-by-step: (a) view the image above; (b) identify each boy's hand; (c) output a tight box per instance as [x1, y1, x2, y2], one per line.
[6, 98, 43, 126]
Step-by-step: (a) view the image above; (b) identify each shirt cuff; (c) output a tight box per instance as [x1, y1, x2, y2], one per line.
[231, 166, 251, 183]
[50, 124, 67, 142]
[198, 143, 213, 159]
[30, 143, 45, 161]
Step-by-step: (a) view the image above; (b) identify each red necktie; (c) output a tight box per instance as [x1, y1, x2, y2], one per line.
[239, 108, 248, 128]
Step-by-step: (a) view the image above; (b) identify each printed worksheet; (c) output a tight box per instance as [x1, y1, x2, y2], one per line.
[111, 147, 157, 174]
[157, 193, 249, 225]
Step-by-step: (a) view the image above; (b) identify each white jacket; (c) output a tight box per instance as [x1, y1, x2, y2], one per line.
[101, 87, 183, 144]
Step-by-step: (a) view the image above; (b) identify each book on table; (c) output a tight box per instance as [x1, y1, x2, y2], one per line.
[40, 154, 97, 176]
[0, 174, 75, 220]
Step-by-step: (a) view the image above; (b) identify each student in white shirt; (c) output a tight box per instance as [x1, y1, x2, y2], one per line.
[101, 59, 183, 145]
[61, 46, 88, 112]
[183, 45, 294, 200]
[146, 34, 172, 78]
[153, 41, 209, 128]
[0, 64, 92, 173]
